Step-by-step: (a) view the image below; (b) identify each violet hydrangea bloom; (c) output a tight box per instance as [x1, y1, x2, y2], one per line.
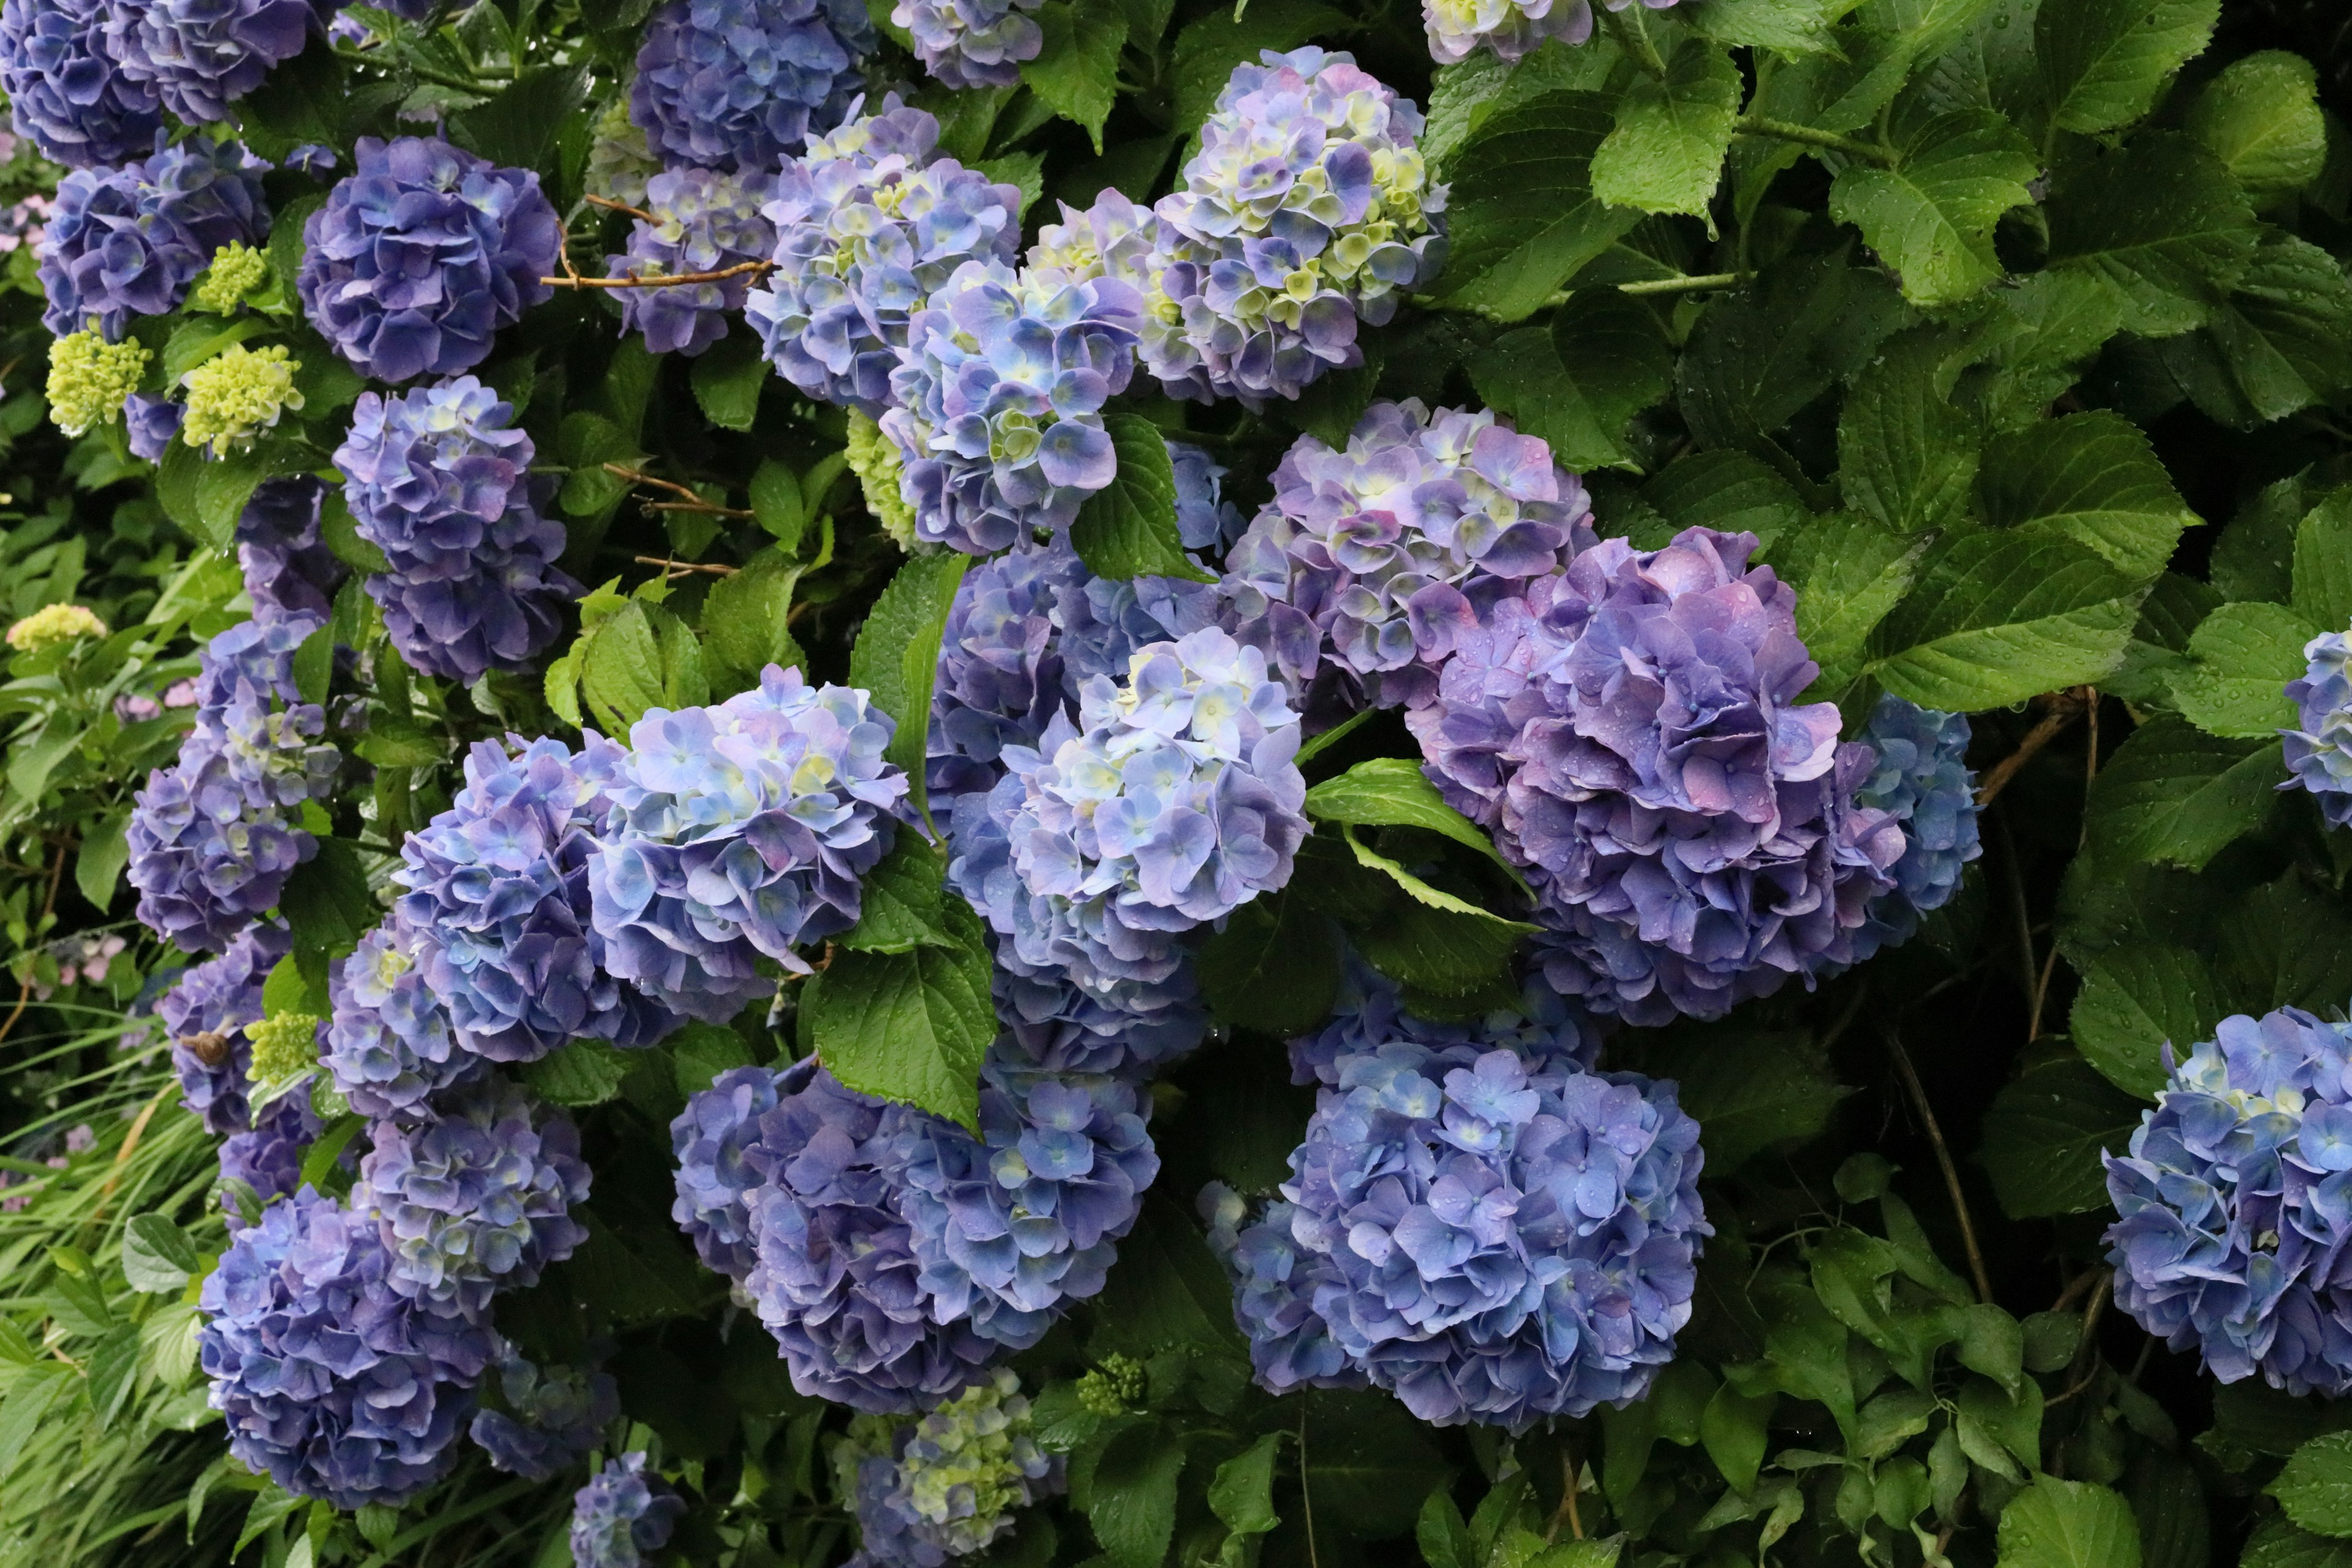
[927, 540, 1085, 812]
[217, 1084, 320, 1208]
[200, 1186, 497, 1508]
[835, 1370, 1061, 1567]
[629, 0, 871, 173]
[1226, 401, 1591, 709]
[38, 135, 268, 336]
[883, 258, 1144, 555]
[100, 0, 315, 123]
[1408, 530, 1904, 1025]
[586, 665, 910, 1022]
[671, 1063, 785, 1280]
[992, 957, 1206, 1082]
[322, 918, 482, 1122]
[469, 1352, 618, 1481]
[335, 376, 578, 682]
[891, 0, 1039, 89]
[298, 137, 559, 383]
[571, 1453, 685, 1568]
[1052, 549, 1225, 695]
[1422, 0, 1593, 64]
[2105, 1006, 2352, 1396]
[1842, 695, 1980, 965]
[162, 918, 288, 1133]
[1287, 955, 1601, 1089]
[0, 0, 163, 166]
[236, 475, 349, 625]
[398, 736, 680, 1063]
[1026, 186, 1154, 294]
[1147, 49, 1446, 407]
[2283, 625, 2352, 828]
[124, 391, 182, 458]
[609, 165, 778, 356]
[744, 101, 1022, 415]
[1171, 441, 1245, 553]
[353, 1079, 590, 1314]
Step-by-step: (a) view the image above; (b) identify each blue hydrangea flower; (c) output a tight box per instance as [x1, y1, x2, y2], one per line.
[586, 666, 911, 1022]
[162, 918, 288, 1133]
[0, 0, 163, 166]
[1027, 186, 1155, 295]
[951, 628, 1306, 1000]
[609, 165, 778, 356]
[334, 375, 578, 682]
[571, 1453, 685, 1568]
[882, 260, 1143, 556]
[39, 135, 268, 337]
[928, 541, 1086, 812]
[469, 1352, 617, 1481]
[124, 391, 183, 459]
[1227, 400, 1591, 709]
[890, 0, 1038, 90]
[1287, 955, 1601, 1088]
[672, 1063, 785, 1280]
[298, 137, 560, 383]
[629, 0, 871, 173]
[1842, 695, 1980, 965]
[99, 0, 316, 123]
[354, 1079, 591, 1314]
[990, 956, 1206, 1082]
[1408, 531, 1904, 1025]
[1146, 49, 1446, 408]
[217, 1084, 320, 1208]
[1423, 0, 1594, 64]
[2106, 1006, 2352, 1396]
[1171, 441, 1245, 553]
[1200, 1185, 1366, 1396]
[1050, 547, 1225, 695]
[237, 475, 349, 625]
[2284, 625, 2352, 829]
[744, 102, 1022, 415]
[322, 918, 484, 1122]
[200, 1186, 497, 1507]
[835, 1369, 1061, 1567]
[398, 736, 680, 1063]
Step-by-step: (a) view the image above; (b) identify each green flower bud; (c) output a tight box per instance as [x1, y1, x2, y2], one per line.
[181, 343, 304, 457]
[45, 329, 149, 438]
[192, 242, 271, 314]
[846, 407, 918, 551]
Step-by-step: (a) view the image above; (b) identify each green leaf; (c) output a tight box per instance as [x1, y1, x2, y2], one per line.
[1342, 827, 1536, 932]
[74, 809, 128, 914]
[1430, 89, 1643, 322]
[451, 63, 587, 175]
[848, 551, 971, 832]
[1302, 1391, 1451, 1540]
[2217, 876, 2352, 1022]
[1069, 415, 1212, 583]
[1960, 1375, 2046, 1482]
[2045, 134, 2257, 339]
[578, 600, 669, 734]
[192, 442, 295, 553]
[354, 717, 448, 768]
[162, 315, 270, 386]
[2159, 232, 2352, 429]
[1980, 412, 2198, 581]
[2295, 491, 2352, 634]
[668, 1022, 757, 1099]
[1167, 0, 1346, 134]
[2171, 600, 2321, 739]
[1691, 0, 1836, 52]
[2186, 51, 2327, 194]
[1196, 885, 1344, 1037]
[1644, 450, 1806, 544]
[1702, 1383, 1777, 1493]
[318, 489, 390, 573]
[154, 440, 205, 538]
[120, 1214, 199, 1294]
[1677, 243, 1908, 456]
[1770, 513, 1929, 700]
[2082, 717, 2281, 872]
[2070, 943, 2221, 1099]
[1976, 1055, 2146, 1219]
[1350, 876, 1532, 998]
[520, 1040, 632, 1107]
[1836, 328, 1981, 534]
[687, 333, 767, 432]
[1418, 1487, 1477, 1568]
[1591, 41, 1742, 217]
[699, 555, 804, 690]
[263, 951, 331, 1017]
[1305, 759, 1527, 887]
[1870, 532, 2144, 710]
[1996, 1477, 2144, 1568]
[1088, 1422, 1188, 1568]
[1634, 1029, 1851, 1172]
[2037, 0, 2219, 135]
[1828, 109, 2038, 308]
[1022, 0, 1127, 153]
[276, 839, 378, 952]
[2273, 1433, 2352, 1539]
[748, 458, 805, 551]
[2244, 1517, 2352, 1568]
[1468, 292, 1672, 471]
[1208, 1433, 1285, 1542]
[809, 897, 993, 1131]
[838, 834, 954, 955]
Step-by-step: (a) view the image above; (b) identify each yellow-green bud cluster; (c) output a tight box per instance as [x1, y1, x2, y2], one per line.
[846, 407, 918, 550]
[247, 1010, 323, 1087]
[192, 243, 271, 314]
[1076, 1352, 1148, 1415]
[181, 344, 304, 457]
[5, 603, 108, 652]
[45, 330, 149, 437]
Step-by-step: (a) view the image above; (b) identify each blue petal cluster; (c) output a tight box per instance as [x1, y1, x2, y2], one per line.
[200, 1186, 497, 1507]
[744, 102, 1021, 415]
[322, 918, 482, 1122]
[586, 665, 910, 1022]
[2106, 1007, 2352, 1396]
[397, 736, 680, 1063]
[1844, 695, 1979, 963]
[2285, 625, 2352, 829]
[1409, 530, 1904, 1025]
[354, 1079, 590, 1314]
[891, 0, 1039, 89]
[1050, 559, 1224, 697]
[1422, 0, 1593, 64]
[1145, 49, 1446, 407]
[671, 1063, 783, 1279]
[218, 1084, 320, 1207]
[609, 166, 777, 356]
[99, 0, 315, 123]
[991, 958, 1206, 1081]
[1172, 441, 1245, 552]
[125, 390, 182, 458]
[469, 1352, 617, 1480]
[39, 135, 267, 336]
[1287, 956, 1602, 1088]
[571, 1453, 685, 1568]
[298, 137, 559, 383]
[927, 540, 1085, 812]
[236, 475, 349, 625]
[334, 375, 578, 682]
[162, 918, 288, 1134]
[628, 0, 870, 173]
[836, 1369, 1061, 1567]
[0, 0, 162, 166]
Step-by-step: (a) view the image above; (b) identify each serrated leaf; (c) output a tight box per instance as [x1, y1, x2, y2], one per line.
[354, 718, 448, 768]
[1469, 292, 1672, 470]
[318, 489, 390, 573]
[1645, 450, 1806, 543]
[2038, 0, 2218, 135]
[121, 1213, 198, 1294]
[1208, 1432, 1284, 1541]
[1090, 1422, 1188, 1568]
[2244, 1517, 2352, 1568]
[1196, 884, 1343, 1037]
[449, 62, 585, 173]
[699, 555, 804, 690]
[839, 834, 954, 954]
[1343, 827, 1536, 932]
[748, 458, 804, 550]
[848, 551, 971, 832]
[2158, 232, 2352, 429]
[1871, 531, 2144, 710]
[1591, 41, 1741, 217]
[2070, 942, 2221, 1099]
[1980, 411, 2197, 581]
[2187, 50, 2326, 194]
[193, 442, 292, 552]
[2218, 876, 2352, 1021]
[2171, 600, 2322, 739]
[810, 897, 993, 1131]
[1069, 416, 1212, 583]
[1828, 109, 2038, 307]
[521, 1041, 631, 1106]
[1772, 513, 1931, 701]
[579, 600, 668, 734]
[74, 808, 128, 914]
[2295, 491, 2352, 635]
[1640, 1029, 1852, 1172]
[1430, 89, 1643, 322]
[276, 839, 378, 952]
[1976, 1056, 2144, 1219]
[1691, 0, 1836, 52]
[2274, 1433, 2352, 1540]
[1837, 328, 1982, 534]
[2083, 717, 2281, 872]
[1167, 0, 1346, 135]
[1022, 0, 1126, 153]
[1349, 874, 1532, 997]
[1677, 243, 1908, 456]
[2045, 133, 2257, 340]
[1996, 1476, 2144, 1568]
[1305, 759, 1527, 886]
[687, 333, 767, 432]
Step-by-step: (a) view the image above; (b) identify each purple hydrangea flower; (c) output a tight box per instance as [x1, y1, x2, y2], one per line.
[162, 918, 288, 1133]
[1171, 441, 1245, 553]
[1200, 1185, 1366, 1396]
[2105, 1006, 2352, 1396]
[0, 0, 164, 166]
[469, 1352, 617, 1481]
[609, 165, 778, 356]
[354, 1079, 590, 1314]
[334, 375, 578, 682]
[1146, 49, 1446, 407]
[1050, 546, 1224, 695]
[298, 137, 559, 383]
[200, 1187, 497, 1507]
[1407, 530, 1904, 1024]
[38, 135, 268, 336]
[990, 956, 1206, 1081]
[629, 0, 871, 173]
[571, 1453, 685, 1568]
[124, 391, 182, 458]
[835, 1370, 1061, 1567]
[1287, 956, 1601, 1089]
[2284, 625, 2352, 828]
[236, 475, 350, 625]
[217, 1084, 320, 1207]
[890, 0, 1038, 89]
[927, 540, 1085, 812]
[100, 0, 316, 123]
[322, 918, 483, 1122]
[671, 1063, 785, 1280]
[744, 102, 1021, 415]
[1422, 0, 1594, 64]
[1226, 401, 1591, 709]
[1842, 696, 1979, 965]
[586, 666, 910, 1022]
[1026, 186, 1154, 294]
[397, 736, 680, 1063]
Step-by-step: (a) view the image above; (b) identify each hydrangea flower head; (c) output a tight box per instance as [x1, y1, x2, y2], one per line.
[398, 735, 681, 1062]
[927, 541, 1084, 810]
[217, 1084, 320, 1207]
[1226, 401, 1591, 708]
[848, 407, 918, 548]
[38, 136, 268, 337]
[629, 0, 872, 173]
[335, 375, 578, 682]
[1025, 187, 1154, 294]
[2284, 625, 2352, 829]
[883, 259, 1144, 556]
[299, 137, 559, 383]
[1171, 441, 1245, 552]
[192, 238, 268, 311]
[179, 342, 303, 456]
[163, 919, 288, 1133]
[469, 1352, 617, 1480]
[2105, 1006, 2352, 1396]
[100, 0, 315, 122]
[43, 325, 146, 435]
[1844, 696, 1980, 963]
[672, 1063, 785, 1279]
[0, 0, 164, 165]
[891, 0, 1039, 90]
[1423, 0, 1593, 64]
[586, 666, 910, 1021]
[835, 1368, 1061, 1566]
[1288, 956, 1602, 1088]
[571, 1453, 684, 1568]
[990, 957, 1207, 1081]
[1148, 48, 1445, 407]
[200, 1187, 497, 1507]
[322, 918, 483, 1121]
[6, 600, 105, 651]
[609, 166, 778, 356]
[236, 475, 349, 625]
[124, 390, 181, 457]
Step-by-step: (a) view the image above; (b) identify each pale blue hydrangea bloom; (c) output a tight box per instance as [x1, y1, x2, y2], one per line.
[1422, 0, 1594, 64]
[571, 1453, 684, 1568]
[890, 0, 1040, 90]
[1841, 695, 1980, 965]
[609, 166, 778, 356]
[322, 918, 482, 1122]
[2285, 625, 2352, 829]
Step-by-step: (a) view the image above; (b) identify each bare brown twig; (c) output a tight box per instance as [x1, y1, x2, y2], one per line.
[584, 192, 657, 223]
[541, 258, 774, 290]
[1975, 687, 2094, 807]
[1887, 1027, 1995, 1304]
[603, 463, 756, 519]
[631, 555, 739, 578]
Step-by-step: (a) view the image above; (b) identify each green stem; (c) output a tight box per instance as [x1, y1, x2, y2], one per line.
[1615, 271, 1747, 296]
[1735, 115, 1898, 168]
